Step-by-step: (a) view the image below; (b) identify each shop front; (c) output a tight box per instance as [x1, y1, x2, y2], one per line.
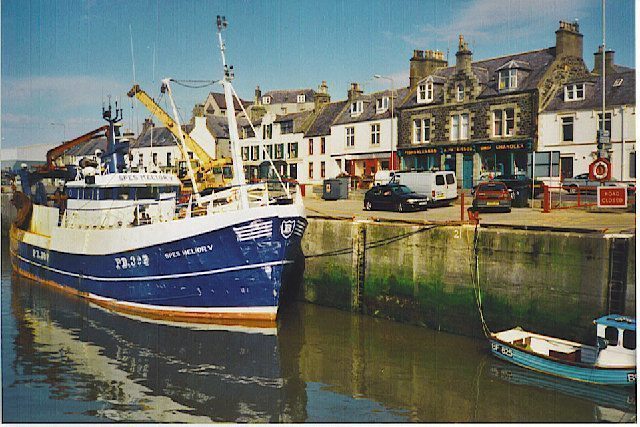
[334, 151, 393, 189]
[398, 139, 533, 189]
[398, 147, 441, 171]
[476, 140, 533, 178]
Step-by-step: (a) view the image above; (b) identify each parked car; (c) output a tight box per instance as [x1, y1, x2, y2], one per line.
[363, 184, 429, 212]
[562, 173, 600, 193]
[391, 170, 458, 206]
[472, 181, 512, 213]
[562, 174, 636, 195]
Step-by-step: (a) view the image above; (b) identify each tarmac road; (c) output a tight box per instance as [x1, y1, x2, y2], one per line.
[303, 197, 636, 234]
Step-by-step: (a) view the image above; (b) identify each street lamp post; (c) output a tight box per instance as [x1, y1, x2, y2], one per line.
[49, 122, 67, 141]
[373, 74, 396, 171]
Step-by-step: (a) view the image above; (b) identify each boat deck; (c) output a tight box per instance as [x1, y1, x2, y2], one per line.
[494, 328, 597, 365]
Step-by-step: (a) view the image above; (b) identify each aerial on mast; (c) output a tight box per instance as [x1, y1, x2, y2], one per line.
[216, 15, 248, 208]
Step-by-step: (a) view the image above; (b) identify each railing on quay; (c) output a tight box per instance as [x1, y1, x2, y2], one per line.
[541, 183, 636, 212]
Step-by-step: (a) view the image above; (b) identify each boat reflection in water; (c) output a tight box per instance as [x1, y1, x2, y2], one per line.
[489, 362, 637, 422]
[9, 272, 307, 422]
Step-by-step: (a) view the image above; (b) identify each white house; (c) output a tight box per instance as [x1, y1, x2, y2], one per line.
[302, 100, 349, 185]
[329, 83, 407, 188]
[538, 59, 635, 184]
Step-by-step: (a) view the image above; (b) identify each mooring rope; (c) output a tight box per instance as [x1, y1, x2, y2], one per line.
[472, 222, 492, 338]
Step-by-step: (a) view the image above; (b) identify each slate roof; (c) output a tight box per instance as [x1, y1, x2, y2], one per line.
[333, 88, 410, 126]
[63, 137, 109, 156]
[135, 127, 178, 148]
[304, 101, 349, 137]
[205, 115, 231, 139]
[262, 88, 315, 103]
[400, 47, 558, 109]
[274, 110, 315, 133]
[207, 92, 251, 112]
[544, 68, 635, 112]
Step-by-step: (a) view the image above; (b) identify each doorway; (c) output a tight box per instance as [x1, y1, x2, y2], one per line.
[462, 154, 473, 189]
[560, 157, 573, 180]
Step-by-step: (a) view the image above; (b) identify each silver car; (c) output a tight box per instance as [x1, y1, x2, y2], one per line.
[562, 173, 600, 193]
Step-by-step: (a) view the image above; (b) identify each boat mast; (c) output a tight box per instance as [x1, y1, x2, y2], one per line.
[161, 78, 200, 197]
[102, 100, 124, 174]
[216, 15, 249, 209]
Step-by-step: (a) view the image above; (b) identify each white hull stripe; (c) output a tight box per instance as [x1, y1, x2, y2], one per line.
[89, 294, 278, 314]
[13, 252, 293, 282]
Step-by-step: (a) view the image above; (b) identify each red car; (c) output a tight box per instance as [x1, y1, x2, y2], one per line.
[472, 181, 512, 213]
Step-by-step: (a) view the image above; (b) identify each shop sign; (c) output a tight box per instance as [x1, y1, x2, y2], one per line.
[443, 145, 474, 154]
[400, 147, 441, 156]
[475, 140, 532, 153]
[597, 186, 627, 208]
[476, 144, 493, 152]
[494, 142, 530, 151]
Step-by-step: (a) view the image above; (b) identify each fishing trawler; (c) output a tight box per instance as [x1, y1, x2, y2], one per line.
[9, 17, 306, 323]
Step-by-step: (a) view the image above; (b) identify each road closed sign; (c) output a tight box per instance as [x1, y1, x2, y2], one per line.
[597, 186, 628, 208]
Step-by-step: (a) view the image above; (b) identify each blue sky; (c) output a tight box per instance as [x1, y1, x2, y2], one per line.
[1, 0, 635, 150]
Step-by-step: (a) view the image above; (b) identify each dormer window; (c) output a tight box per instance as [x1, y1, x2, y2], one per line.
[613, 78, 624, 87]
[350, 100, 363, 116]
[499, 69, 517, 90]
[297, 94, 306, 103]
[376, 96, 389, 113]
[262, 96, 271, 105]
[417, 82, 434, 103]
[564, 84, 585, 101]
[456, 84, 464, 102]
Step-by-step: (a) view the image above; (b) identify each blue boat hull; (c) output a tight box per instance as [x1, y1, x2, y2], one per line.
[490, 339, 636, 386]
[10, 215, 307, 322]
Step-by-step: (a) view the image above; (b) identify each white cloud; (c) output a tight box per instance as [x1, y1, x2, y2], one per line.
[402, 0, 589, 47]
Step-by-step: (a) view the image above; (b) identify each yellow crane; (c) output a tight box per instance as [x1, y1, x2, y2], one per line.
[127, 84, 232, 191]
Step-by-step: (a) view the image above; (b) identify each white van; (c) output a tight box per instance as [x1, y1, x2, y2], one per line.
[391, 171, 458, 206]
[373, 170, 396, 186]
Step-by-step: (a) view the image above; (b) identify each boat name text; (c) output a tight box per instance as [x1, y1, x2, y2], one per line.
[492, 342, 513, 358]
[115, 254, 150, 270]
[164, 244, 214, 259]
[32, 248, 49, 262]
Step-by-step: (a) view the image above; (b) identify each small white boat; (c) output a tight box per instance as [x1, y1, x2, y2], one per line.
[490, 315, 636, 386]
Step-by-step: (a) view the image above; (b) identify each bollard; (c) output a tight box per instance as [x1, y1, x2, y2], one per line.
[460, 193, 465, 222]
[542, 183, 551, 213]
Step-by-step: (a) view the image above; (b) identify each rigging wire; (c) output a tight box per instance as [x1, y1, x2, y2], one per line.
[471, 222, 492, 338]
[170, 79, 219, 89]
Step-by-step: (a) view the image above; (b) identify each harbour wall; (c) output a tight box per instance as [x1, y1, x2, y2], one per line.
[300, 217, 635, 342]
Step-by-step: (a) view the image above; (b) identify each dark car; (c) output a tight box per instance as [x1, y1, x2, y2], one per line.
[472, 181, 512, 213]
[498, 174, 544, 198]
[364, 184, 429, 212]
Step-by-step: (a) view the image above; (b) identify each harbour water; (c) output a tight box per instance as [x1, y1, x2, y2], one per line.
[1, 248, 636, 423]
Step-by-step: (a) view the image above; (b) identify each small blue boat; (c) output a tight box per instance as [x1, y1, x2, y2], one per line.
[490, 315, 636, 386]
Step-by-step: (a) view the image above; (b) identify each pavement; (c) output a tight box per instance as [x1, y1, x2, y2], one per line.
[303, 196, 636, 234]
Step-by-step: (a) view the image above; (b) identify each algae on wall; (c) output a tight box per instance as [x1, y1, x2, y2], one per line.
[300, 218, 634, 342]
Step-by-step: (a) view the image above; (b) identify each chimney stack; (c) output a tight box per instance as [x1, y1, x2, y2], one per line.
[555, 20, 583, 58]
[593, 46, 616, 75]
[314, 81, 331, 110]
[409, 49, 447, 88]
[254, 85, 262, 105]
[141, 118, 154, 136]
[455, 35, 473, 72]
[347, 82, 363, 100]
